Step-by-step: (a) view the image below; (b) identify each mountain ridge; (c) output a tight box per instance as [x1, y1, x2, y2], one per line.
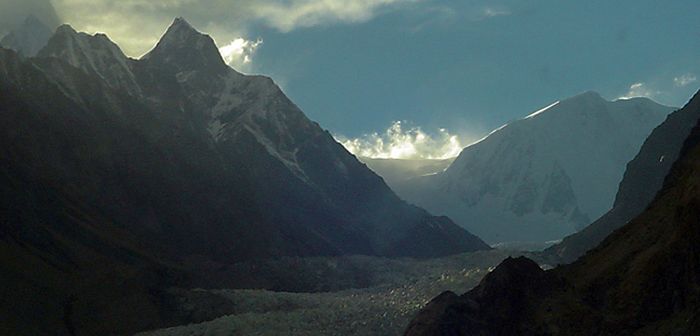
[396, 91, 673, 243]
[0, 18, 488, 335]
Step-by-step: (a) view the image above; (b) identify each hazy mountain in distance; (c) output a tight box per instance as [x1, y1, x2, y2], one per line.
[360, 157, 455, 190]
[0, 0, 60, 35]
[396, 92, 673, 244]
[544, 90, 700, 263]
[405, 89, 700, 336]
[0, 18, 489, 334]
[0, 15, 53, 56]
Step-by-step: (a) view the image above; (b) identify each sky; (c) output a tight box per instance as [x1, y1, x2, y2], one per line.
[2, 0, 700, 159]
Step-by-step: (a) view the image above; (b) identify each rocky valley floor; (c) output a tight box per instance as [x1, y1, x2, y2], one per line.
[136, 250, 521, 336]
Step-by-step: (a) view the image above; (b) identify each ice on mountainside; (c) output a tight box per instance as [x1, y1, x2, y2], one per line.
[396, 91, 674, 244]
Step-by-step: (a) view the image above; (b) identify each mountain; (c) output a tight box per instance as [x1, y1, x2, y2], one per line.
[0, 18, 488, 335]
[37, 24, 142, 95]
[0, 45, 182, 335]
[0, 15, 53, 57]
[404, 90, 700, 336]
[360, 157, 455, 189]
[32, 17, 489, 259]
[396, 92, 672, 244]
[545, 90, 700, 263]
[0, 0, 61, 35]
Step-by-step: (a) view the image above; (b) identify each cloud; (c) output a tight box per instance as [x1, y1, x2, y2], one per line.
[336, 121, 464, 160]
[618, 82, 659, 100]
[219, 37, 263, 73]
[481, 7, 510, 18]
[674, 73, 697, 87]
[51, 0, 420, 57]
[249, 0, 419, 32]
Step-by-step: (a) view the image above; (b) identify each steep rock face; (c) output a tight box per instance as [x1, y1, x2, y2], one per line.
[37, 24, 141, 95]
[397, 92, 672, 243]
[546, 91, 700, 263]
[404, 90, 700, 336]
[0, 15, 53, 57]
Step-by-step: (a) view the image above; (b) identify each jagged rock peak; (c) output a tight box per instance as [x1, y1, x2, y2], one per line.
[38, 24, 140, 94]
[49, 25, 119, 47]
[53, 23, 78, 36]
[159, 17, 200, 44]
[172, 17, 194, 29]
[141, 17, 228, 73]
[39, 24, 129, 66]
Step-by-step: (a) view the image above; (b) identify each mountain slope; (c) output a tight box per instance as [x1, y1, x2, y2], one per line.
[30, 17, 489, 260]
[397, 92, 672, 243]
[405, 90, 700, 336]
[0, 46, 188, 335]
[545, 90, 700, 263]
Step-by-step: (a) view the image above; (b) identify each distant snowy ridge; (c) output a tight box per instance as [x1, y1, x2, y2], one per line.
[396, 91, 674, 244]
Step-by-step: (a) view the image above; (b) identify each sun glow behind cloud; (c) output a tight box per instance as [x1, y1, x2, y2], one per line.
[51, 0, 419, 57]
[219, 37, 263, 72]
[336, 121, 464, 160]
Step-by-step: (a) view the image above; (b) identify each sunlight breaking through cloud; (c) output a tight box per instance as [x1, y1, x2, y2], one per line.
[219, 37, 263, 72]
[336, 121, 464, 159]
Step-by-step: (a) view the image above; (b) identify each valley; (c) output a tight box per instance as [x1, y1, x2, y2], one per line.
[1, 2, 699, 335]
[138, 250, 517, 336]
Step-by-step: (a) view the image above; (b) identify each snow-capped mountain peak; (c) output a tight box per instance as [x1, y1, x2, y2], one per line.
[524, 100, 560, 119]
[142, 17, 228, 74]
[396, 91, 674, 244]
[521, 91, 603, 120]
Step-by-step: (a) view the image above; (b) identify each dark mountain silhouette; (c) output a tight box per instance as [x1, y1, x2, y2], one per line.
[0, 18, 488, 335]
